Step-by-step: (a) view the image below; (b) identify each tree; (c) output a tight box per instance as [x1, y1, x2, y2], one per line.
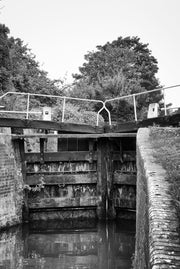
[0, 24, 12, 94]
[73, 36, 162, 121]
[0, 24, 65, 112]
[8, 37, 64, 98]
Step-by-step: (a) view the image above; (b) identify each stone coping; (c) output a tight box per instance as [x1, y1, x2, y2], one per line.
[137, 128, 180, 268]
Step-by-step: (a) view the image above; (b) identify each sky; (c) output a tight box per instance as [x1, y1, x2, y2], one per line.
[1, 0, 180, 107]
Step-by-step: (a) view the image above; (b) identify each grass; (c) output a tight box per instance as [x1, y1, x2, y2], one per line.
[149, 127, 180, 215]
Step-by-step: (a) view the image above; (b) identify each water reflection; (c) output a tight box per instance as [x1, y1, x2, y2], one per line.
[0, 219, 135, 269]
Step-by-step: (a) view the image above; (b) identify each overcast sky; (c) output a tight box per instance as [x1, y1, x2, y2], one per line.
[1, 0, 180, 106]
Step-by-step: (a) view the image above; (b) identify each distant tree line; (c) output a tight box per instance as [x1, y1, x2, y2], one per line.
[0, 23, 162, 123]
[71, 36, 162, 121]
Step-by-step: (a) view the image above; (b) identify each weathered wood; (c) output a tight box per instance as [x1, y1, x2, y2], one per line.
[11, 132, 137, 139]
[25, 151, 97, 163]
[114, 173, 136, 185]
[112, 151, 136, 161]
[114, 196, 136, 209]
[0, 117, 103, 133]
[9, 125, 139, 217]
[106, 113, 180, 133]
[106, 122, 138, 133]
[114, 185, 136, 209]
[26, 161, 97, 174]
[97, 138, 108, 219]
[106, 139, 116, 219]
[26, 171, 97, 176]
[19, 139, 29, 221]
[22, 257, 98, 267]
[88, 139, 95, 164]
[39, 138, 45, 163]
[138, 113, 180, 128]
[12, 128, 29, 221]
[25, 173, 97, 185]
[28, 196, 101, 208]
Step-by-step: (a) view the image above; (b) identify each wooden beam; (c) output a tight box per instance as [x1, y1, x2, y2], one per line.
[105, 113, 180, 133]
[96, 138, 108, 219]
[28, 196, 101, 209]
[0, 117, 103, 133]
[11, 132, 137, 139]
[114, 173, 136, 185]
[88, 139, 95, 164]
[12, 127, 29, 221]
[112, 151, 136, 161]
[106, 122, 138, 133]
[25, 173, 97, 185]
[138, 113, 180, 128]
[106, 138, 116, 219]
[114, 197, 136, 209]
[25, 151, 97, 163]
[1, 113, 179, 135]
[22, 257, 98, 267]
[39, 138, 45, 163]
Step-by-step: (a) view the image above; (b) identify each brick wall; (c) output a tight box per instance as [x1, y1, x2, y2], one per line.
[0, 226, 22, 268]
[135, 139, 150, 268]
[135, 128, 180, 268]
[0, 132, 23, 229]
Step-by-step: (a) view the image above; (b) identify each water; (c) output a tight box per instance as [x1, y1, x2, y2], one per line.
[0, 219, 135, 269]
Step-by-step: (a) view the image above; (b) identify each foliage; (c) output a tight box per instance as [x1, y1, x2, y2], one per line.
[0, 25, 163, 123]
[74, 37, 159, 91]
[0, 24, 12, 94]
[52, 102, 104, 126]
[173, 107, 180, 115]
[24, 177, 45, 192]
[73, 36, 162, 121]
[0, 24, 64, 110]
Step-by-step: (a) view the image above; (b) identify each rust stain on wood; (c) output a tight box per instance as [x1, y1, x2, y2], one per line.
[26, 173, 97, 185]
[28, 196, 101, 209]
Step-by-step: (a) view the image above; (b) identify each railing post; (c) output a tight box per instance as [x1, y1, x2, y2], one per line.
[96, 113, 99, 126]
[163, 89, 167, 116]
[62, 97, 66, 122]
[96, 102, 112, 126]
[106, 106, 112, 126]
[26, 93, 30, 119]
[133, 94, 137, 121]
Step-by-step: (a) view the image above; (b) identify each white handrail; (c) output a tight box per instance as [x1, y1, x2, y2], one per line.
[0, 84, 179, 125]
[0, 110, 42, 114]
[105, 84, 180, 122]
[0, 91, 107, 126]
[97, 102, 112, 126]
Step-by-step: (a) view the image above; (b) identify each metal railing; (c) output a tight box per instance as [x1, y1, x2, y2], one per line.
[0, 85, 179, 126]
[0, 92, 106, 126]
[105, 84, 180, 122]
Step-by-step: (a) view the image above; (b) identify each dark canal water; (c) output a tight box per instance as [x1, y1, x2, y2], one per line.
[0, 219, 135, 269]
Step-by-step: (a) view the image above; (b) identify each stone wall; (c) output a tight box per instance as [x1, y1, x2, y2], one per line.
[135, 128, 180, 268]
[0, 131, 23, 229]
[0, 226, 23, 268]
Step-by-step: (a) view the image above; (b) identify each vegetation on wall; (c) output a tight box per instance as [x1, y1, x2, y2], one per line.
[52, 102, 104, 126]
[149, 127, 180, 215]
